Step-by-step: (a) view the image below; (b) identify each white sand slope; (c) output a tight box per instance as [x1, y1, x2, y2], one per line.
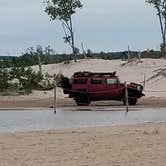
[31, 58, 166, 98]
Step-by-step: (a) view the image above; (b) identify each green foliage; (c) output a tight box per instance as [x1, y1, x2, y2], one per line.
[44, 0, 83, 62]
[87, 49, 93, 57]
[146, 0, 166, 53]
[0, 65, 43, 93]
[146, 0, 166, 9]
[0, 68, 9, 90]
[9, 67, 43, 90]
[45, 0, 82, 21]
[0, 48, 164, 69]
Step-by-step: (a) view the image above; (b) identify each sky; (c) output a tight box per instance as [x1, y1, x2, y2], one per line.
[0, 0, 162, 56]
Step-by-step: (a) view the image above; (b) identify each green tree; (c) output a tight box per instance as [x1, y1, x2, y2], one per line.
[44, 45, 54, 64]
[44, 0, 83, 62]
[146, 0, 166, 54]
[87, 49, 93, 58]
[0, 69, 9, 90]
[9, 67, 43, 90]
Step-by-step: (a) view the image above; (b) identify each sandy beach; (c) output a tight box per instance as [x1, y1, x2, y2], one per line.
[1, 96, 166, 108]
[1, 0, 166, 164]
[0, 123, 165, 166]
[1, 58, 166, 108]
[0, 59, 166, 165]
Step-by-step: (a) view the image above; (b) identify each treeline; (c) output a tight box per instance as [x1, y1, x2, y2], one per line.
[94, 50, 163, 60]
[0, 47, 163, 68]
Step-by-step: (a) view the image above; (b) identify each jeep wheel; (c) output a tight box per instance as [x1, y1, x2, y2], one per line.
[123, 98, 137, 105]
[75, 96, 91, 106]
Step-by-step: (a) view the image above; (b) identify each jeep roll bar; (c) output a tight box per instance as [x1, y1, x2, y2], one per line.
[73, 71, 116, 77]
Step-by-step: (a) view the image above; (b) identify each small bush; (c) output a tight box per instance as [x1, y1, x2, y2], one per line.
[0, 68, 9, 90]
[0, 67, 43, 93]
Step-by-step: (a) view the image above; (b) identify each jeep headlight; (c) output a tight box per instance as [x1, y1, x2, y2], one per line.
[137, 85, 142, 91]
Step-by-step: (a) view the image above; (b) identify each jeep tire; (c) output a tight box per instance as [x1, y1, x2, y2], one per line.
[75, 95, 91, 106]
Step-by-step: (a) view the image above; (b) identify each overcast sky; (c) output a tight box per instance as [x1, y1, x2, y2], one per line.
[0, 0, 161, 56]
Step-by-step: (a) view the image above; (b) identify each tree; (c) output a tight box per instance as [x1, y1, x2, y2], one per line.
[87, 49, 93, 57]
[146, 0, 166, 55]
[0, 69, 9, 90]
[44, 0, 83, 62]
[36, 45, 43, 75]
[44, 45, 53, 64]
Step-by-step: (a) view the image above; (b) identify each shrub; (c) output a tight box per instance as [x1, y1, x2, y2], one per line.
[9, 67, 43, 90]
[0, 68, 9, 90]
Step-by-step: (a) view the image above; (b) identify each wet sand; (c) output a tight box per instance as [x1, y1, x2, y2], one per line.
[0, 96, 166, 108]
[0, 123, 165, 166]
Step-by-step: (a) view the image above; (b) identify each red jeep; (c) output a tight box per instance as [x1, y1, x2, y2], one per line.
[61, 71, 144, 106]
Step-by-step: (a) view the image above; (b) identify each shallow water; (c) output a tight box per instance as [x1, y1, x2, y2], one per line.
[0, 107, 166, 133]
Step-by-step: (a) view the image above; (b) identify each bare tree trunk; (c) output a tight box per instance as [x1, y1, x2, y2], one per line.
[37, 53, 42, 75]
[163, 16, 166, 57]
[138, 51, 141, 62]
[157, 8, 166, 56]
[127, 45, 130, 62]
[81, 42, 87, 59]
[158, 10, 164, 41]
[69, 16, 77, 62]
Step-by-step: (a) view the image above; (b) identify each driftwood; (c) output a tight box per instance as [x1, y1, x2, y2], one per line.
[146, 68, 166, 82]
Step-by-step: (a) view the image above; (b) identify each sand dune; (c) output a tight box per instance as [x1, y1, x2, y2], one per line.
[1, 58, 166, 107]
[32, 58, 166, 98]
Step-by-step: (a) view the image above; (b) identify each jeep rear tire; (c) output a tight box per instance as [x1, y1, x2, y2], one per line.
[75, 95, 91, 106]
